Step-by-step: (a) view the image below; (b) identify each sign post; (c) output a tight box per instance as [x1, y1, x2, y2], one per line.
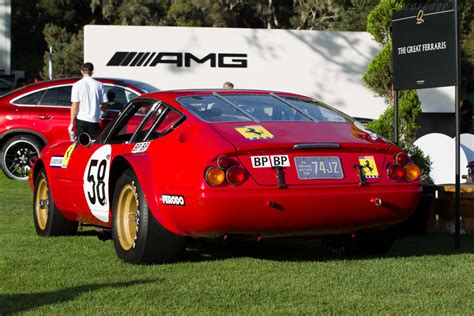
[392, 1, 461, 247]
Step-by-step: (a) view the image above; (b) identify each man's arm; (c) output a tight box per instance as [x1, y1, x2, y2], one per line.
[69, 101, 79, 131]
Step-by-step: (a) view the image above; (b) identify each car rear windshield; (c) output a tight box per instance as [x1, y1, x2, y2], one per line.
[177, 94, 352, 123]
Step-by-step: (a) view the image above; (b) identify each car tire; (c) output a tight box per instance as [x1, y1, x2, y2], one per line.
[112, 169, 185, 264]
[33, 170, 78, 236]
[1, 135, 41, 180]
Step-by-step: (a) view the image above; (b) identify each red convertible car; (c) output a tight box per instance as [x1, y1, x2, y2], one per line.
[30, 89, 421, 264]
[0, 78, 156, 180]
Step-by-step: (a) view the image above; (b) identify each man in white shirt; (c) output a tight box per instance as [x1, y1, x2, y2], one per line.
[69, 62, 108, 140]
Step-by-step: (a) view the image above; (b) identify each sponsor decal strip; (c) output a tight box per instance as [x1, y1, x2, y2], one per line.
[161, 194, 185, 206]
[50, 156, 64, 168]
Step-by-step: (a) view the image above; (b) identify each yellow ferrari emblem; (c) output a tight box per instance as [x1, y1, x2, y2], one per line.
[235, 125, 274, 140]
[62, 143, 77, 168]
[358, 156, 379, 178]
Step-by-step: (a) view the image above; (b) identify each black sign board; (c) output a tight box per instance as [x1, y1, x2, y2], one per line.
[392, 3, 457, 90]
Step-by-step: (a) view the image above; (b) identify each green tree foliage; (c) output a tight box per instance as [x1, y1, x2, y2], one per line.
[334, 0, 379, 31]
[362, 43, 393, 102]
[366, 0, 402, 44]
[41, 25, 83, 79]
[290, 0, 343, 30]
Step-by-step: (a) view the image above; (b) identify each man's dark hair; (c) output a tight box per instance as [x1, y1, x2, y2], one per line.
[81, 62, 94, 72]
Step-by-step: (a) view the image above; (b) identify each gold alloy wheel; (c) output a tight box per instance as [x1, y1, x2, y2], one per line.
[35, 177, 49, 230]
[116, 184, 138, 251]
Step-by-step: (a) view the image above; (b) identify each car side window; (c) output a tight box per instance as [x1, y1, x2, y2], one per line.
[13, 91, 45, 105]
[38, 86, 72, 107]
[127, 103, 184, 143]
[105, 100, 155, 144]
[104, 85, 139, 111]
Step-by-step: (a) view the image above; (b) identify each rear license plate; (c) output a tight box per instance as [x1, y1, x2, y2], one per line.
[295, 156, 344, 179]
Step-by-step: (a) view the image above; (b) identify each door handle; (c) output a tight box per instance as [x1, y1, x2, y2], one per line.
[37, 115, 52, 120]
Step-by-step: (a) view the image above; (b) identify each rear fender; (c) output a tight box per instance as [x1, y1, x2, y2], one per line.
[109, 154, 181, 234]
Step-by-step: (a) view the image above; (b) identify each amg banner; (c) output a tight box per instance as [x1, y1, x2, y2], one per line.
[392, 3, 456, 90]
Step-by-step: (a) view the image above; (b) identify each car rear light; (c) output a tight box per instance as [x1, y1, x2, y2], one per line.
[216, 155, 236, 169]
[205, 167, 225, 186]
[404, 163, 420, 181]
[226, 166, 246, 186]
[395, 152, 410, 166]
[387, 163, 405, 181]
[205, 155, 249, 187]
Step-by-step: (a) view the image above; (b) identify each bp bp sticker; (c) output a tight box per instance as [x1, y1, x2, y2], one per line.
[358, 156, 379, 178]
[235, 125, 274, 140]
[83, 145, 112, 223]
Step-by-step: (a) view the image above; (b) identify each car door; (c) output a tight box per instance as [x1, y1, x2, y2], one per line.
[25, 85, 72, 144]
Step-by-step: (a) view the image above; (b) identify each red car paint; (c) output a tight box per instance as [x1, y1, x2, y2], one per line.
[30, 89, 421, 240]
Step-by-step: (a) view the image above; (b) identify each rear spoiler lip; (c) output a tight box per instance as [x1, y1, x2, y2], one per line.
[293, 143, 340, 149]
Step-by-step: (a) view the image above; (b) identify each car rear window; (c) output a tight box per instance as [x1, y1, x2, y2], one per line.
[178, 94, 352, 123]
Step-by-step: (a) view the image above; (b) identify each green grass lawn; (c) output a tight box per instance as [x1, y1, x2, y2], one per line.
[1, 172, 473, 314]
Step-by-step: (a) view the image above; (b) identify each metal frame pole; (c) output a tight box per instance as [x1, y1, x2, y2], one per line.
[454, 0, 461, 249]
[394, 90, 399, 145]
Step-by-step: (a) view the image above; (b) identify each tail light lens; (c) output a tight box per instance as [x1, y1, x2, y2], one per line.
[226, 166, 246, 186]
[205, 167, 225, 186]
[404, 163, 420, 181]
[387, 163, 405, 181]
[217, 155, 236, 169]
[395, 152, 410, 166]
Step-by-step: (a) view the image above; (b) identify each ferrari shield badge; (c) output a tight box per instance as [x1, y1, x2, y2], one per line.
[235, 125, 274, 140]
[358, 156, 379, 178]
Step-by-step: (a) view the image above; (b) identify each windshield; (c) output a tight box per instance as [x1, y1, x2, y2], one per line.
[178, 94, 353, 123]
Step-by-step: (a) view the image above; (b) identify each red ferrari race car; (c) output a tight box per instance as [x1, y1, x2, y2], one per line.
[0, 78, 156, 180]
[29, 89, 422, 264]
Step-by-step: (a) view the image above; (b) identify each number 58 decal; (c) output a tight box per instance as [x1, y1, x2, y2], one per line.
[83, 145, 111, 223]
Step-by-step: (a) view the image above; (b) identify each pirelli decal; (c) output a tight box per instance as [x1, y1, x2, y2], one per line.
[106, 52, 248, 68]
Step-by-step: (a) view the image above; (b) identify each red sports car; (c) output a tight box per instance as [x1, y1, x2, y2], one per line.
[29, 89, 421, 264]
[0, 78, 156, 180]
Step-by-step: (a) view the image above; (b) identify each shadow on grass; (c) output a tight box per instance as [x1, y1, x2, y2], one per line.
[182, 233, 474, 263]
[0, 279, 158, 314]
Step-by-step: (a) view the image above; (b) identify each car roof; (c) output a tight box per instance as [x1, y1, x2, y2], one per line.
[142, 89, 310, 100]
[0, 77, 153, 99]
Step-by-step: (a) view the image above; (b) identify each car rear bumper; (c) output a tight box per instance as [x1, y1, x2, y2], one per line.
[152, 183, 422, 238]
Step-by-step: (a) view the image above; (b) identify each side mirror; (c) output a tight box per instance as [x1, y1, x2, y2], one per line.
[78, 133, 92, 147]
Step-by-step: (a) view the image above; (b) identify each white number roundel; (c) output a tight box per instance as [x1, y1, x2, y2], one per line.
[83, 145, 112, 223]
